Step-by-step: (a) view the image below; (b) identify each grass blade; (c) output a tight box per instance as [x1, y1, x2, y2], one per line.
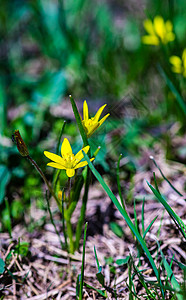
[156, 239, 183, 300]
[141, 197, 145, 236]
[151, 156, 183, 197]
[157, 65, 186, 116]
[83, 282, 107, 298]
[53, 120, 66, 192]
[143, 216, 158, 239]
[147, 181, 186, 239]
[56, 120, 66, 155]
[83, 151, 165, 297]
[79, 222, 88, 300]
[94, 246, 100, 270]
[75, 168, 90, 251]
[133, 198, 138, 232]
[69, 95, 89, 148]
[117, 153, 126, 209]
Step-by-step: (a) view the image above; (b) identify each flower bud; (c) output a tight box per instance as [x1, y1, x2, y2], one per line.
[14, 130, 29, 157]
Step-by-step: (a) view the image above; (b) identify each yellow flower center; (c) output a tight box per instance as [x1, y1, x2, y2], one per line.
[85, 118, 96, 126]
[63, 153, 76, 168]
[82, 118, 99, 136]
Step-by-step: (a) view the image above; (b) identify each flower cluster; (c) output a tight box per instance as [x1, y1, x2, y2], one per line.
[44, 101, 109, 177]
[142, 16, 175, 45]
[142, 15, 186, 78]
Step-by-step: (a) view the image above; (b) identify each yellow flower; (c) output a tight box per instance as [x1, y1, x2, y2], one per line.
[142, 16, 175, 45]
[44, 138, 94, 177]
[58, 190, 66, 201]
[82, 100, 110, 138]
[169, 49, 186, 77]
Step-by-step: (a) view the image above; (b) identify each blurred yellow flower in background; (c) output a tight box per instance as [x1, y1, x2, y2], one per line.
[169, 49, 186, 77]
[82, 100, 110, 138]
[44, 138, 94, 177]
[142, 16, 175, 45]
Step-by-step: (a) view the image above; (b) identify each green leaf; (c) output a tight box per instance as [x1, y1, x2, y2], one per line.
[0, 80, 6, 135]
[0, 165, 11, 204]
[147, 181, 186, 240]
[96, 271, 105, 287]
[143, 216, 158, 239]
[157, 240, 182, 300]
[117, 154, 125, 209]
[84, 282, 107, 298]
[110, 221, 124, 238]
[56, 121, 66, 155]
[79, 222, 88, 300]
[76, 274, 80, 299]
[116, 256, 130, 266]
[69, 95, 89, 148]
[151, 157, 183, 197]
[94, 246, 100, 270]
[141, 197, 145, 236]
[0, 258, 5, 274]
[94, 246, 105, 287]
[83, 152, 165, 297]
[33, 71, 66, 106]
[158, 64, 186, 116]
[171, 259, 186, 271]
[14, 242, 29, 257]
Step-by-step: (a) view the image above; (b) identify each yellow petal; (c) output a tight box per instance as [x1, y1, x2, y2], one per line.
[165, 20, 173, 32]
[98, 113, 110, 127]
[66, 169, 75, 177]
[44, 151, 65, 164]
[87, 123, 99, 138]
[154, 16, 165, 40]
[169, 56, 182, 67]
[182, 49, 186, 68]
[143, 19, 155, 35]
[75, 158, 94, 169]
[81, 145, 90, 154]
[142, 35, 159, 45]
[94, 104, 107, 122]
[74, 145, 90, 163]
[166, 32, 175, 42]
[61, 138, 72, 157]
[47, 162, 66, 169]
[83, 100, 89, 121]
[171, 66, 182, 74]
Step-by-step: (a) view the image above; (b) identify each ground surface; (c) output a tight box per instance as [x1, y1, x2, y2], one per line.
[1, 145, 185, 299]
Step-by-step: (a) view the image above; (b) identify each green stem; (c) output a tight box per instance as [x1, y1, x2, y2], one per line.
[27, 155, 61, 211]
[53, 169, 61, 195]
[61, 189, 68, 251]
[117, 153, 127, 210]
[68, 177, 71, 204]
[65, 177, 74, 253]
[66, 218, 74, 254]
[46, 191, 64, 250]
[5, 198, 12, 238]
[79, 222, 88, 300]
[75, 167, 89, 250]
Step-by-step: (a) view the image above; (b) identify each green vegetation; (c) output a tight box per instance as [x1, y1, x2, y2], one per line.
[0, 0, 185, 298]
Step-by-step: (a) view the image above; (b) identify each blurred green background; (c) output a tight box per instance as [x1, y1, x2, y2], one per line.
[0, 0, 185, 230]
